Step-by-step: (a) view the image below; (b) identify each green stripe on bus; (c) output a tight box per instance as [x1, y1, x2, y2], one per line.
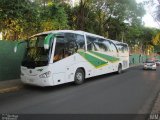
[44, 33, 55, 45]
[78, 51, 108, 68]
[89, 51, 119, 62]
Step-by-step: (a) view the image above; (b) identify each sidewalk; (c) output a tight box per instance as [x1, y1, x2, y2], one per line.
[0, 79, 23, 94]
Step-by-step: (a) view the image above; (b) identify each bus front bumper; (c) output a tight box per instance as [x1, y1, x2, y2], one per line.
[21, 75, 53, 87]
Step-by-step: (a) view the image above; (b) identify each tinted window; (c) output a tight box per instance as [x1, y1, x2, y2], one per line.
[75, 34, 85, 51]
[65, 33, 78, 53]
[86, 36, 97, 51]
[116, 43, 128, 53]
[91, 38, 110, 52]
[65, 33, 75, 42]
[53, 33, 77, 63]
[86, 36, 112, 52]
[22, 34, 51, 68]
[109, 42, 117, 52]
[99, 39, 110, 52]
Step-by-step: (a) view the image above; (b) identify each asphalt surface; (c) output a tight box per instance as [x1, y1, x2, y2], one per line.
[0, 66, 160, 114]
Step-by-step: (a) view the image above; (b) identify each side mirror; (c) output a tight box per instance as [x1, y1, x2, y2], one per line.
[14, 41, 27, 53]
[44, 44, 49, 50]
[44, 34, 55, 50]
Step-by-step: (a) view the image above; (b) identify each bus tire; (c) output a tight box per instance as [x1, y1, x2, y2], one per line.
[117, 64, 122, 74]
[74, 68, 85, 85]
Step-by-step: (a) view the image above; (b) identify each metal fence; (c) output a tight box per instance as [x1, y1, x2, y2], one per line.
[129, 54, 160, 66]
[129, 54, 148, 65]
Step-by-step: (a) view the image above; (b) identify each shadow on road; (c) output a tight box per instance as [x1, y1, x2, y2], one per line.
[22, 70, 128, 93]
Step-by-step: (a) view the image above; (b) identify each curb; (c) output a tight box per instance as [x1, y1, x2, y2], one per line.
[146, 91, 160, 120]
[150, 91, 160, 114]
[0, 86, 23, 94]
[0, 79, 24, 94]
[129, 64, 142, 68]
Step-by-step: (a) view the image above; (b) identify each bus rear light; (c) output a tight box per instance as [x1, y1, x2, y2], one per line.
[39, 71, 51, 78]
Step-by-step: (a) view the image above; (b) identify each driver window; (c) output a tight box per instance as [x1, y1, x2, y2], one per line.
[53, 33, 77, 63]
[53, 42, 65, 62]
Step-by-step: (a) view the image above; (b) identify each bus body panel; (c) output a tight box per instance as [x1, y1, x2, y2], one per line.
[51, 54, 76, 85]
[19, 30, 129, 87]
[21, 66, 53, 87]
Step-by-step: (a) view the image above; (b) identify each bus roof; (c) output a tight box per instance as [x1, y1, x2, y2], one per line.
[30, 30, 77, 38]
[108, 39, 128, 46]
[31, 30, 105, 39]
[76, 30, 104, 39]
[30, 30, 128, 45]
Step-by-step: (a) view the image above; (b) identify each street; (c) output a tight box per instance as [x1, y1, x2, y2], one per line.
[0, 66, 160, 114]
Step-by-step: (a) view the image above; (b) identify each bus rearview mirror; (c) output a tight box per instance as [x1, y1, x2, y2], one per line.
[14, 46, 18, 53]
[44, 34, 56, 50]
[44, 44, 49, 50]
[14, 40, 27, 53]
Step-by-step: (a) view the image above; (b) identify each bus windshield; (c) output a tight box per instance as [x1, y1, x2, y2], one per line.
[22, 34, 52, 68]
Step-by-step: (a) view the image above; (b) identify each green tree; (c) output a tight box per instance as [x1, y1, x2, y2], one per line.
[0, 0, 40, 40]
[40, 2, 69, 31]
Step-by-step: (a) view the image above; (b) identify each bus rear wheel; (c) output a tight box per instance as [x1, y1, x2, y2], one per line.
[117, 64, 122, 74]
[74, 69, 85, 85]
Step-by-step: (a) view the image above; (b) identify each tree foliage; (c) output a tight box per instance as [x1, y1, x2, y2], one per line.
[0, 0, 159, 54]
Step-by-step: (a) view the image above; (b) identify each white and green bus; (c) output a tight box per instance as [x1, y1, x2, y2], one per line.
[14, 30, 129, 87]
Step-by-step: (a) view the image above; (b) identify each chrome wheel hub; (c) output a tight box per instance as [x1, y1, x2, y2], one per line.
[76, 72, 83, 81]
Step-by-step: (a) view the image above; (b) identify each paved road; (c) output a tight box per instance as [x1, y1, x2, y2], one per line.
[0, 66, 160, 114]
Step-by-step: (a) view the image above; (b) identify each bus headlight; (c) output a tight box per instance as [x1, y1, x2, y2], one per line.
[39, 71, 51, 78]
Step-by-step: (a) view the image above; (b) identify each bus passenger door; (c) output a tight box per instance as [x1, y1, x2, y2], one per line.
[64, 41, 77, 82]
[52, 42, 66, 85]
[52, 40, 77, 85]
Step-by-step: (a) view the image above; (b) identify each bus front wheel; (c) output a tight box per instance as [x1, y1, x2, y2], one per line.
[74, 69, 85, 85]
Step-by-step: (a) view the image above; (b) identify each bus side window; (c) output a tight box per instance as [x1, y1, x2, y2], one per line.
[66, 41, 78, 56]
[100, 39, 110, 52]
[86, 36, 97, 51]
[117, 44, 128, 53]
[53, 42, 65, 62]
[124, 45, 129, 53]
[95, 39, 109, 52]
[75, 34, 85, 51]
[65, 33, 78, 56]
[53, 33, 77, 63]
[109, 42, 117, 53]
